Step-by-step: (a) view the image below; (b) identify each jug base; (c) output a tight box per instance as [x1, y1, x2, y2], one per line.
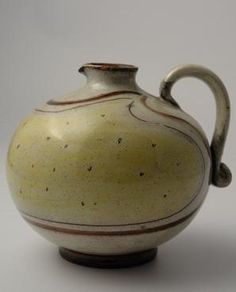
[59, 247, 157, 268]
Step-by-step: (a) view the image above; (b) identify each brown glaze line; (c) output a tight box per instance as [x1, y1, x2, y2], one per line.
[35, 97, 133, 113]
[79, 63, 138, 73]
[127, 101, 148, 122]
[39, 92, 210, 159]
[23, 206, 199, 236]
[47, 90, 141, 106]
[140, 95, 210, 154]
[127, 104, 206, 215]
[35, 97, 206, 226]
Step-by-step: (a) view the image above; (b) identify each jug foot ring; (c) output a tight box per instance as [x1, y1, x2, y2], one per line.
[59, 247, 157, 268]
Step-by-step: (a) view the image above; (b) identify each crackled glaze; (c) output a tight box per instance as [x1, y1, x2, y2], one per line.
[7, 63, 231, 256]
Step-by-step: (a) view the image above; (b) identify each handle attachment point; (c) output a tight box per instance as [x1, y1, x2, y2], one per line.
[160, 64, 232, 187]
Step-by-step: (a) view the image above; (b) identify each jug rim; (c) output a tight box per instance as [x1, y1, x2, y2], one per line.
[79, 63, 138, 73]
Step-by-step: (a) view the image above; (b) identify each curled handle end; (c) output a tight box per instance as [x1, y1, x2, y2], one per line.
[160, 65, 232, 187]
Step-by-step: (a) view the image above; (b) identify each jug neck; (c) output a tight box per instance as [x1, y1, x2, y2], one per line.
[79, 63, 139, 90]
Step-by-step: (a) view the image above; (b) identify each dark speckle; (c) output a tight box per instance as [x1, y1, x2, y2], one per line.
[53, 167, 56, 172]
[45, 187, 49, 192]
[176, 162, 181, 167]
[31, 164, 34, 168]
[66, 121, 70, 125]
[46, 136, 51, 140]
[94, 202, 97, 206]
[139, 172, 144, 177]
[64, 144, 68, 148]
[152, 143, 157, 148]
[118, 137, 122, 144]
[163, 194, 167, 198]
[16, 144, 20, 149]
[19, 189, 22, 194]
[101, 114, 105, 117]
[87, 166, 92, 172]
[81, 201, 85, 206]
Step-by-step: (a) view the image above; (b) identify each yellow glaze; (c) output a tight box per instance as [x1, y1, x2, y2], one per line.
[7, 98, 206, 225]
[6, 63, 214, 256]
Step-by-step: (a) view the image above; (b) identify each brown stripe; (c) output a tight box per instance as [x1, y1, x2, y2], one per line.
[79, 63, 138, 73]
[23, 207, 199, 236]
[36, 91, 207, 161]
[128, 101, 206, 217]
[34, 96, 206, 229]
[127, 101, 148, 122]
[140, 96, 210, 154]
[35, 97, 132, 113]
[47, 90, 141, 106]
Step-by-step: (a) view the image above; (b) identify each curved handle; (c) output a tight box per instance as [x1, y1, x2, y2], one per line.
[159, 64, 232, 188]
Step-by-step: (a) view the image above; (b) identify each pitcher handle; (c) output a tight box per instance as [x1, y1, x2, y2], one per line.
[159, 64, 232, 187]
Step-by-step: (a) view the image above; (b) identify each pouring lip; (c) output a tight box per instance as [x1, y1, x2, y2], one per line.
[79, 63, 138, 73]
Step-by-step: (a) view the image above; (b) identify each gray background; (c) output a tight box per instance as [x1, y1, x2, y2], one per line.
[0, 1, 235, 291]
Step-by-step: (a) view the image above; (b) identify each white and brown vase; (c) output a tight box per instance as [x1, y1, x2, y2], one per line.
[7, 63, 232, 268]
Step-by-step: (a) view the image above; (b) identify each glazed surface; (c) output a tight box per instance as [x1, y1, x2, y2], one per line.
[7, 65, 211, 254]
[7, 92, 210, 222]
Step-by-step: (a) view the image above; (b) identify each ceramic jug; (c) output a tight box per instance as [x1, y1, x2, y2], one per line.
[7, 63, 232, 268]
